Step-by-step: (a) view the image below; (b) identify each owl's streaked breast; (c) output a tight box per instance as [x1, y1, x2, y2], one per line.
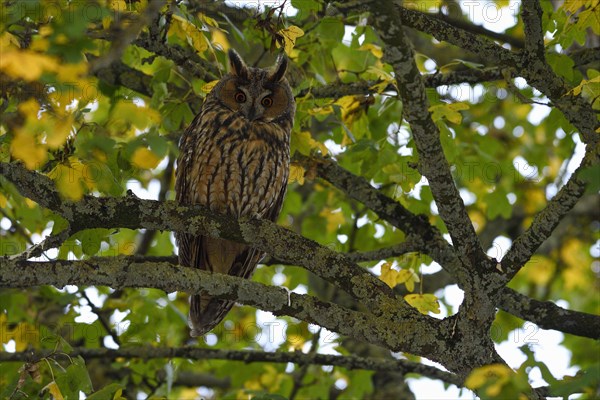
[181, 104, 290, 218]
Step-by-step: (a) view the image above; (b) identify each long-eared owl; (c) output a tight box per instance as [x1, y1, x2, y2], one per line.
[175, 50, 295, 337]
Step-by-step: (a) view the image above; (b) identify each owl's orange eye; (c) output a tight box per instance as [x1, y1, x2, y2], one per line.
[261, 96, 273, 108]
[235, 91, 246, 103]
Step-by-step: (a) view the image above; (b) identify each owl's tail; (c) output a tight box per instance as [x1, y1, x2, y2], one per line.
[189, 294, 235, 337]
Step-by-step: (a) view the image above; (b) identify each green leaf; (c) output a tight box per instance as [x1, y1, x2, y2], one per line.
[87, 383, 125, 400]
[484, 189, 512, 219]
[54, 356, 93, 398]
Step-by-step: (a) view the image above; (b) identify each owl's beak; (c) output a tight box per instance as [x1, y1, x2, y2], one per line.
[247, 105, 259, 121]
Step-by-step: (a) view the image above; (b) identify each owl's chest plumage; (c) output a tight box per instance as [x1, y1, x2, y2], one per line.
[179, 106, 290, 218]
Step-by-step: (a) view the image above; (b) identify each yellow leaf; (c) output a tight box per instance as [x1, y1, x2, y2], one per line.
[211, 28, 229, 50]
[0, 50, 59, 81]
[567, 75, 600, 97]
[307, 105, 334, 116]
[44, 381, 64, 400]
[0, 32, 21, 51]
[108, 0, 127, 12]
[429, 102, 469, 125]
[131, 147, 161, 169]
[200, 14, 219, 28]
[319, 208, 345, 233]
[358, 43, 383, 58]
[202, 80, 220, 93]
[169, 15, 208, 53]
[465, 364, 513, 391]
[11, 130, 47, 170]
[278, 25, 304, 55]
[113, 389, 127, 400]
[291, 130, 328, 156]
[288, 164, 305, 185]
[380, 262, 401, 288]
[335, 95, 363, 125]
[404, 293, 440, 315]
[397, 269, 420, 292]
[47, 116, 74, 149]
[0, 193, 7, 208]
[48, 162, 84, 200]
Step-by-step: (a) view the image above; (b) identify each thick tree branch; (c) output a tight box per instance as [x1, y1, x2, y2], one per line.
[298, 156, 600, 340]
[0, 345, 462, 387]
[0, 257, 448, 362]
[521, 0, 546, 60]
[393, 5, 598, 146]
[0, 161, 418, 323]
[499, 288, 600, 340]
[368, 3, 489, 275]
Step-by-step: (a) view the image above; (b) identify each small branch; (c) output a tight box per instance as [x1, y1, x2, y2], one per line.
[88, 55, 154, 98]
[297, 68, 506, 99]
[0, 346, 463, 388]
[570, 46, 600, 67]
[91, 1, 167, 73]
[80, 290, 121, 346]
[430, 12, 524, 49]
[289, 329, 321, 400]
[500, 150, 598, 283]
[10, 229, 70, 261]
[396, 6, 519, 66]
[345, 241, 423, 263]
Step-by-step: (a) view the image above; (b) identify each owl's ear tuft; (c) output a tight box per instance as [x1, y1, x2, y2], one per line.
[268, 53, 288, 83]
[229, 49, 249, 80]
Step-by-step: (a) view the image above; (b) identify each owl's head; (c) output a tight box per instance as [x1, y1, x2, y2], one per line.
[210, 49, 295, 124]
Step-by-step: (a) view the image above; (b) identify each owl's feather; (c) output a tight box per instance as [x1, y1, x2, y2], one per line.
[175, 50, 294, 336]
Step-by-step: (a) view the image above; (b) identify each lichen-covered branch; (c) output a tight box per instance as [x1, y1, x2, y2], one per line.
[368, 4, 489, 274]
[0, 345, 462, 387]
[521, 0, 546, 60]
[500, 151, 598, 284]
[298, 156, 600, 340]
[0, 161, 415, 322]
[394, 5, 598, 146]
[0, 256, 434, 354]
[499, 287, 600, 340]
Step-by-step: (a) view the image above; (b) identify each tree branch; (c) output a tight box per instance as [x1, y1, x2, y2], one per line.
[500, 151, 598, 283]
[0, 161, 418, 323]
[369, 3, 489, 274]
[0, 346, 462, 388]
[297, 156, 600, 340]
[0, 257, 445, 360]
[521, 0, 546, 60]
[393, 5, 598, 146]
[499, 287, 600, 340]
[297, 67, 507, 99]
